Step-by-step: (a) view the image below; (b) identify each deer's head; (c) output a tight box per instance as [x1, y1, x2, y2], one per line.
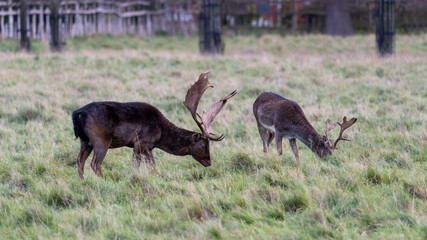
[184, 72, 237, 167]
[319, 116, 357, 158]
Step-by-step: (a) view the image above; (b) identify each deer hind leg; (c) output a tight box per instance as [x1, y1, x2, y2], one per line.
[90, 146, 109, 178]
[267, 131, 275, 148]
[256, 123, 271, 155]
[89, 138, 111, 178]
[275, 134, 283, 156]
[289, 138, 301, 167]
[77, 140, 93, 180]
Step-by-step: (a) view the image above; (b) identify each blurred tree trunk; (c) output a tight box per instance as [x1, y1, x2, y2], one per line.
[20, 0, 30, 51]
[376, 0, 395, 56]
[49, 0, 62, 51]
[199, 0, 224, 54]
[325, 0, 354, 36]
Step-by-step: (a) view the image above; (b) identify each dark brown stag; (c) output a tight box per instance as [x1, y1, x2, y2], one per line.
[72, 72, 237, 179]
[253, 92, 357, 166]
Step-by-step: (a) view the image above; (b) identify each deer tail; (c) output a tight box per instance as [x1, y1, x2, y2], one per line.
[72, 110, 89, 141]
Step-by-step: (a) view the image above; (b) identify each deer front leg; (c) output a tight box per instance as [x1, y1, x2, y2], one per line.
[132, 151, 142, 169]
[143, 149, 156, 166]
[275, 134, 283, 156]
[132, 143, 145, 169]
[289, 138, 301, 167]
[133, 143, 155, 168]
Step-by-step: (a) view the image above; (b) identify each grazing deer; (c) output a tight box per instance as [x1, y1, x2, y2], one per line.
[253, 92, 357, 166]
[72, 72, 237, 179]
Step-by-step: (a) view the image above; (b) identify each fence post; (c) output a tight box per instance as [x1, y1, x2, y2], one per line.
[0, 16, 4, 39]
[8, 0, 14, 38]
[31, 9, 36, 38]
[292, 0, 298, 32]
[39, 2, 44, 40]
[376, 0, 395, 56]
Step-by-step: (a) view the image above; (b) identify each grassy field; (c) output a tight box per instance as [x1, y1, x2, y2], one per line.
[0, 34, 426, 239]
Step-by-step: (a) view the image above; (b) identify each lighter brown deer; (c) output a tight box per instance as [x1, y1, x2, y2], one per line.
[253, 92, 357, 166]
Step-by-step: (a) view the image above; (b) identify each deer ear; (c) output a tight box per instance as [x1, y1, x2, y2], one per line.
[192, 133, 201, 142]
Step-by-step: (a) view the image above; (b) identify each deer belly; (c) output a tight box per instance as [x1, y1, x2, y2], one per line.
[283, 134, 294, 139]
[261, 121, 295, 139]
[110, 138, 131, 148]
[261, 122, 276, 133]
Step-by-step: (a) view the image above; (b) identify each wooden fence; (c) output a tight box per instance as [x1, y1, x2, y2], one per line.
[1, 0, 426, 40]
[224, 0, 427, 34]
[0, 0, 198, 40]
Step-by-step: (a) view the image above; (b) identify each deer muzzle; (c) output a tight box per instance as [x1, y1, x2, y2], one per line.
[199, 159, 211, 167]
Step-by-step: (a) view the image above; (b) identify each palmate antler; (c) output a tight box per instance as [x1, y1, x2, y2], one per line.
[325, 116, 357, 149]
[183, 72, 213, 133]
[183, 72, 237, 141]
[325, 119, 339, 144]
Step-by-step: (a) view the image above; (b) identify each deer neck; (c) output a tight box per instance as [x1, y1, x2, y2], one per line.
[155, 118, 195, 156]
[296, 125, 332, 158]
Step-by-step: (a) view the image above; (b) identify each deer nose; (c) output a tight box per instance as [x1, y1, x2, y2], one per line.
[201, 160, 211, 167]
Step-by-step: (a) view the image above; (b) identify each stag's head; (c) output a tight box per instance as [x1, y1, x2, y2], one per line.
[184, 72, 237, 167]
[320, 116, 357, 157]
[187, 133, 211, 166]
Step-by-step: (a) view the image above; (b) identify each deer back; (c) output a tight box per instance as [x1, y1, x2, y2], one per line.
[73, 102, 166, 148]
[254, 93, 317, 137]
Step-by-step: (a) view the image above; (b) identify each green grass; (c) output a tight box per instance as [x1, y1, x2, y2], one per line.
[0, 34, 426, 239]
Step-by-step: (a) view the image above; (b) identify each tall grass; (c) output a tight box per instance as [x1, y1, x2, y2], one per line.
[0, 34, 426, 239]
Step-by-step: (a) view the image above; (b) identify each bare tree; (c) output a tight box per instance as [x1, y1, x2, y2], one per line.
[376, 0, 395, 56]
[46, 0, 63, 51]
[325, 0, 354, 36]
[20, 0, 30, 51]
[199, 0, 224, 54]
